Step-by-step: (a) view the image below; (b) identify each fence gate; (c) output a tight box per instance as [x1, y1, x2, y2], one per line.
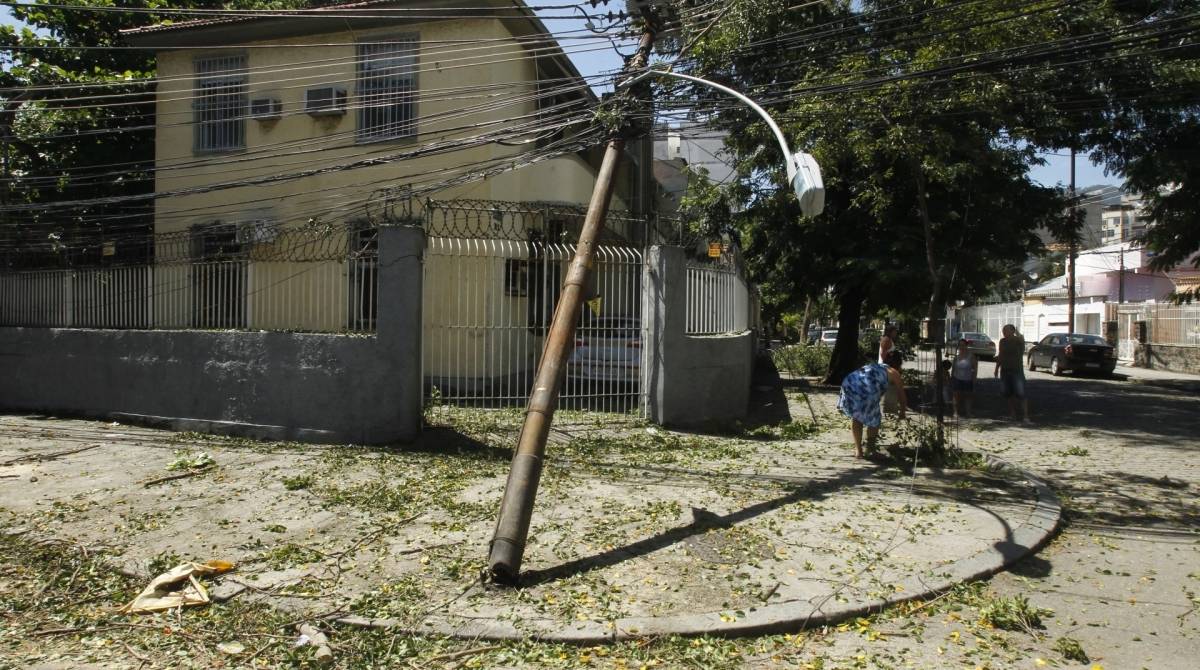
[422, 237, 645, 415]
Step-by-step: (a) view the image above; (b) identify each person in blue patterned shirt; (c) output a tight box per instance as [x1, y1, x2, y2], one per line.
[838, 350, 907, 458]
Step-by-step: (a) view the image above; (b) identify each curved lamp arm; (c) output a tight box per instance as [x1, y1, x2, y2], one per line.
[620, 68, 824, 216]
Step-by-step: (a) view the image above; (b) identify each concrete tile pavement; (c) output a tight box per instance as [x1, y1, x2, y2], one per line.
[956, 361, 1200, 669]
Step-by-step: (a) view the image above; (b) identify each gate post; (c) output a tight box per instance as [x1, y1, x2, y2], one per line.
[374, 224, 425, 442]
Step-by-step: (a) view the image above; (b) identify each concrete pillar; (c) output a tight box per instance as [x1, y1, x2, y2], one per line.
[643, 244, 754, 428]
[372, 224, 425, 442]
[643, 245, 687, 424]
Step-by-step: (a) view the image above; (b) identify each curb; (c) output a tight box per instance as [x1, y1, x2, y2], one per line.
[333, 452, 1062, 642]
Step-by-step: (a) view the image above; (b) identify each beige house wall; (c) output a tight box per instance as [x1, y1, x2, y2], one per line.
[149, 16, 634, 348]
[153, 17, 614, 238]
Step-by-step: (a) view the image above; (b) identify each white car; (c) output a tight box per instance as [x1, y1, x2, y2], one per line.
[568, 317, 641, 383]
[819, 329, 838, 346]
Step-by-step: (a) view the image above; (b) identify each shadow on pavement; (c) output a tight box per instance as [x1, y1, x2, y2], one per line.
[519, 462, 887, 587]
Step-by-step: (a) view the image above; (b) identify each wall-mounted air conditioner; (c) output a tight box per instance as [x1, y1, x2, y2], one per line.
[305, 86, 347, 116]
[249, 97, 282, 120]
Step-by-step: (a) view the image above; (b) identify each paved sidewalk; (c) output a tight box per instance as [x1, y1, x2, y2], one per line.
[0, 390, 1055, 645]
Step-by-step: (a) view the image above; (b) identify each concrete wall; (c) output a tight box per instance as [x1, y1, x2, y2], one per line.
[643, 246, 753, 428]
[0, 227, 424, 444]
[1135, 343, 1200, 376]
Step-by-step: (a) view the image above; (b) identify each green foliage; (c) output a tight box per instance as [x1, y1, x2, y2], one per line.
[771, 343, 831, 377]
[165, 450, 214, 471]
[282, 474, 314, 490]
[1054, 636, 1090, 664]
[977, 594, 1051, 632]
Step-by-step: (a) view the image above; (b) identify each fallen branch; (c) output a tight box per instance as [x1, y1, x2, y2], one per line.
[32, 625, 107, 637]
[397, 540, 462, 555]
[141, 465, 215, 487]
[425, 644, 502, 664]
[1, 444, 100, 467]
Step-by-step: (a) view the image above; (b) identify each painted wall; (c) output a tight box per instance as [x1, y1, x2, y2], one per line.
[153, 18, 619, 236]
[0, 227, 424, 444]
[643, 246, 753, 428]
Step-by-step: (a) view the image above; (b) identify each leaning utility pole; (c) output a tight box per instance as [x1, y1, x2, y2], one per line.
[1067, 149, 1077, 333]
[486, 20, 657, 585]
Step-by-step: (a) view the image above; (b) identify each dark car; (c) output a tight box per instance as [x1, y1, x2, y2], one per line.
[1027, 333, 1117, 376]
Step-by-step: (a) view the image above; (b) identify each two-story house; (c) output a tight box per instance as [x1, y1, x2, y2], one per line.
[123, 0, 639, 333]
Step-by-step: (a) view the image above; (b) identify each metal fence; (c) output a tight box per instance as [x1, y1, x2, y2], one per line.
[957, 301, 1023, 342]
[422, 237, 644, 414]
[685, 260, 751, 335]
[1116, 302, 1200, 348]
[0, 257, 378, 333]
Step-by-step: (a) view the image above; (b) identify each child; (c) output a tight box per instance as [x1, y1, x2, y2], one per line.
[951, 338, 978, 418]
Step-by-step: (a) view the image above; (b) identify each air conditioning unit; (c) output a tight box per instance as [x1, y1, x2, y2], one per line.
[236, 218, 278, 245]
[305, 86, 347, 116]
[249, 97, 282, 120]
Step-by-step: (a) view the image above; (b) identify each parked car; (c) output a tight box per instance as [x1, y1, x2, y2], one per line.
[1027, 333, 1117, 376]
[568, 316, 641, 383]
[819, 329, 839, 346]
[959, 331, 996, 360]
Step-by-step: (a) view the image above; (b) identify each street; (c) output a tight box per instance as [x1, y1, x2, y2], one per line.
[935, 361, 1200, 669]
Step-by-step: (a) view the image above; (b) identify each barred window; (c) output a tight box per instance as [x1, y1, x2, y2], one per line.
[194, 55, 247, 153]
[357, 38, 417, 142]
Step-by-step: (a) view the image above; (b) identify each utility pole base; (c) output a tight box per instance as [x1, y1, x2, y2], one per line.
[487, 452, 544, 585]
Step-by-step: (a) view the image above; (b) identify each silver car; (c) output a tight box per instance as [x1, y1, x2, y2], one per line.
[819, 329, 838, 346]
[959, 332, 996, 360]
[567, 316, 641, 383]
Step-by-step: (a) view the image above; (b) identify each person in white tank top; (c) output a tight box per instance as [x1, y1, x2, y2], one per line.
[951, 339, 978, 418]
[878, 325, 898, 364]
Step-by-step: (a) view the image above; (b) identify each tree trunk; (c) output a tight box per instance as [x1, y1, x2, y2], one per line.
[912, 159, 944, 325]
[824, 284, 866, 385]
[800, 296, 812, 343]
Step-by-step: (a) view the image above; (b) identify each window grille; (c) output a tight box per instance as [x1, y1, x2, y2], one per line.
[194, 55, 247, 152]
[357, 38, 418, 142]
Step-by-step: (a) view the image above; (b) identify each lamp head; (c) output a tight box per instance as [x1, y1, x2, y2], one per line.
[790, 152, 825, 217]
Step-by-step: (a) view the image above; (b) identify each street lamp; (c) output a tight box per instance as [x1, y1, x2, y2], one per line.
[620, 68, 825, 217]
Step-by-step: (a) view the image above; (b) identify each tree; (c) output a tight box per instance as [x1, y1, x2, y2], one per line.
[673, 0, 1067, 381]
[0, 1, 314, 269]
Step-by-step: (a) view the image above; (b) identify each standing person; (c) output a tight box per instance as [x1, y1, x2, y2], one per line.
[994, 324, 1030, 422]
[878, 325, 899, 364]
[838, 350, 907, 459]
[951, 338, 978, 418]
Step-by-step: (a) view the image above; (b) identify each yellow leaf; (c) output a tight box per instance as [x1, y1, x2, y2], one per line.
[1035, 659, 1048, 667]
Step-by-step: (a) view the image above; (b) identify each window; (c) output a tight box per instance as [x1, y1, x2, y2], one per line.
[194, 55, 247, 152]
[357, 38, 417, 141]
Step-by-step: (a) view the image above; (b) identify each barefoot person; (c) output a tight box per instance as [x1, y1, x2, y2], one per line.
[994, 324, 1030, 422]
[838, 351, 907, 458]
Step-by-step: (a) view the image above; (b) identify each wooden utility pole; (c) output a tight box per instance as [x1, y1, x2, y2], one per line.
[1067, 149, 1077, 333]
[486, 24, 657, 586]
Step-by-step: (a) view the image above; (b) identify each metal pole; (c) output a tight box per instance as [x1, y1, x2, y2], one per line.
[1067, 149, 1077, 333]
[487, 28, 656, 585]
[934, 343, 945, 451]
[1118, 243, 1125, 304]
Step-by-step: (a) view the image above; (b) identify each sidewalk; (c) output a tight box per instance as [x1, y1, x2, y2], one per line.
[0, 390, 1057, 645]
